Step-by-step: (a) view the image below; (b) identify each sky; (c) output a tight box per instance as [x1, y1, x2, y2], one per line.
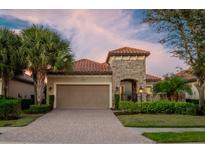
[0, 10, 188, 76]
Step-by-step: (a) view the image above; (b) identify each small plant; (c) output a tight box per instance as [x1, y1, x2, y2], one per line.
[48, 95, 55, 109]
[115, 94, 120, 109]
[153, 75, 192, 101]
[25, 104, 52, 114]
[21, 99, 34, 110]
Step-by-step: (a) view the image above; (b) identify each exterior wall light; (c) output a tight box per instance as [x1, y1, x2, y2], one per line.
[49, 86, 52, 91]
[139, 86, 143, 94]
[139, 86, 143, 112]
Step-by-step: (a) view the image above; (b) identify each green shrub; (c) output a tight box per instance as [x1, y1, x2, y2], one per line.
[26, 104, 52, 114]
[21, 99, 34, 110]
[115, 94, 120, 109]
[186, 99, 200, 104]
[119, 100, 197, 115]
[48, 95, 55, 108]
[0, 99, 21, 120]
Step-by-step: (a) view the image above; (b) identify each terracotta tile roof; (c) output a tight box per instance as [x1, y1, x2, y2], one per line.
[49, 59, 161, 79]
[73, 59, 112, 75]
[106, 47, 150, 62]
[176, 68, 197, 82]
[13, 74, 34, 84]
[146, 74, 161, 82]
[49, 59, 112, 75]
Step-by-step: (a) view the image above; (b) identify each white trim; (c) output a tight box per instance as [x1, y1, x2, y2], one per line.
[53, 82, 112, 109]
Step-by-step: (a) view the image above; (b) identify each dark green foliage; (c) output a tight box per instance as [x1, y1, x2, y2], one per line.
[21, 99, 34, 110]
[144, 10, 205, 111]
[48, 95, 54, 109]
[0, 28, 24, 97]
[186, 99, 200, 104]
[153, 75, 192, 101]
[25, 104, 52, 114]
[21, 25, 73, 104]
[0, 99, 21, 120]
[114, 94, 120, 109]
[119, 100, 197, 115]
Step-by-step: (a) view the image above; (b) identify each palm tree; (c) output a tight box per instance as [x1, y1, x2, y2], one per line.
[21, 25, 73, 104]
[0, 28, 23, 97]
[153, 75, 192, 101]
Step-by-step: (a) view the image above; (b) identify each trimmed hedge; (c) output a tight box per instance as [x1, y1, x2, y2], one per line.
[25, 104, 52, 114]
[119, 100, 197, 115]
[21, 99, 34, 110]
[0, 99, 21, 120]
[115, 94, 120, 109]
[186, 99, 199, 104]
[48, 95, 55, 109]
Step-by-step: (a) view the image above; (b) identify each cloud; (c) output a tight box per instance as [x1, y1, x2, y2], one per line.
[0, 10, 187, 76]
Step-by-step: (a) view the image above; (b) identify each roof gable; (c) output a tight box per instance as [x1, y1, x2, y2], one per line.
[146, 74, 161, 82]
[106, 47, 150, 62]
[176, 68, 197, 82]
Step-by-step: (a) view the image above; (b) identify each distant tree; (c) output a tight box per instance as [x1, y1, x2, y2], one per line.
[21, 25, 73, 104]
[0, 28, 23, 97]
[153, 75, 192, 101]
[144, 10, 205, 113]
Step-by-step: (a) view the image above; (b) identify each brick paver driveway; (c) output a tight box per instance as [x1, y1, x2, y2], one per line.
[0, 109, 154, 144]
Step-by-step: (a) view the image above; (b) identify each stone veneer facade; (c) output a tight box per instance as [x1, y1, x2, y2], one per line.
[108, 56, 147, 101]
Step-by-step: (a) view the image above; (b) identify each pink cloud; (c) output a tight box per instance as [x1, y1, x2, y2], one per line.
[0, 10, 188, 76]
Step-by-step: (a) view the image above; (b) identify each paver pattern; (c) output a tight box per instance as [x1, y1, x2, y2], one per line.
[0, 109, 154, 144]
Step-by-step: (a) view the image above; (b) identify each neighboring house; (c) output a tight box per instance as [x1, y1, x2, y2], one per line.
[0, 73, 34, 99]
[47, 47, 161, 109]
[176, 68, 205, 100]
[146, 74, 161, 94]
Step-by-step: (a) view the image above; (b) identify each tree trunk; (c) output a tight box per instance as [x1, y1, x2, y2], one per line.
[33, 71, 46, 105]
[33, 72, 37, 104]
[197, 86, 205, 113]
[195, 81, 205, 114]
[175, 92, 179, 102]
[36, 71, 46, 105]
[2, 75, 9, 98]
[167, 93, 171, 101]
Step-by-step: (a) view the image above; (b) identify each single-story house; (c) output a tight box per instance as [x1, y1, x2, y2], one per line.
[47, 47, 161, 109]
[176, 68, 205, 100]
[0, 73, 34, 99]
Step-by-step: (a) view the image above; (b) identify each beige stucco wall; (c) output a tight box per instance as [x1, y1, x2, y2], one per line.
[0, 78, 2, 95]
[47, 75, 112, 95]
[146, 81, 155, 94]
[8, 80, 34, 99]
[47, 75, 112, 106]
[146, 81, 156, 86]
[185, 82, 205, 100]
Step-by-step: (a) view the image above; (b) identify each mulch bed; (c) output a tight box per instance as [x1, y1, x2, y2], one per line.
[112, 110, 139, 116]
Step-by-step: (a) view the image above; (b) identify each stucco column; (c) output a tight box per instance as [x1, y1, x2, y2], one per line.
[112, 76, 121, 105]
[138, 77, 147, 102]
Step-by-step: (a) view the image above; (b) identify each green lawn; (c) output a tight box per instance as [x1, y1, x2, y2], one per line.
[0, 114, 42, 127]
[117, 114, 205, 128]
[143, 131, 205, 143]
